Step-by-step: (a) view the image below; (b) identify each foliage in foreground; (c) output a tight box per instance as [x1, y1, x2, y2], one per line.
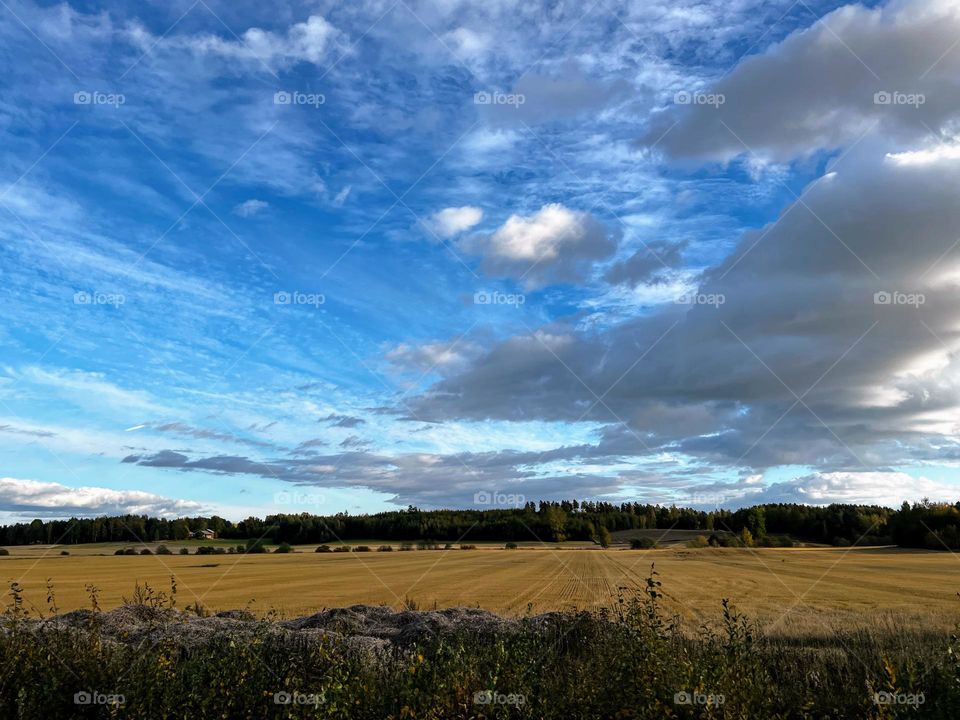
[1, 571, 957, 719]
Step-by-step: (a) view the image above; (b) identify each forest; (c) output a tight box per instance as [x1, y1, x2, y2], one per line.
[4, 498, 956, 549]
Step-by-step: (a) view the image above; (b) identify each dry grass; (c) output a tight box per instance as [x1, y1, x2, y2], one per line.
[3, 543, 958, 633]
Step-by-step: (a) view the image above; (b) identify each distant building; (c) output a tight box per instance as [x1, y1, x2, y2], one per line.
[194, 529, 216, 540]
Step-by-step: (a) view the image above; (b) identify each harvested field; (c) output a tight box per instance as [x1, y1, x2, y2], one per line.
[3, 544, 959, 634]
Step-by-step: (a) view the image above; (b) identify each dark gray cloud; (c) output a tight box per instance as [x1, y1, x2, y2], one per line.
[642, 0, 960, 162]
[320, 413, 366, 428]
[121, 443, 620, 508]
[151, 422, 275, 449]
[605, 242, 686, 287]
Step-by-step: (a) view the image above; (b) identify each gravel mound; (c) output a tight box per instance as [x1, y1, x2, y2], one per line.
[17, 604, 570, 658]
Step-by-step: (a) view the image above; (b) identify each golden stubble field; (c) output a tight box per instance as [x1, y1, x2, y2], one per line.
[4, 544, 959, 633]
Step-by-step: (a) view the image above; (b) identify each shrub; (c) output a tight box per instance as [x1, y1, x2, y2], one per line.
[178, 548, 189, 555]
[140, 549, 152, 555]
[155, 545, 172, 555]
[333, 546, 351, 553]
[459, 544, 477, 550]
[275, 543, 293, 554]
[630, 537, 657, 550]
[0, 548, 9, 556]
[686, 535, 710, 548]
[353, 545, 371, 552]
[244, 539, 268, 554]
[399, 542, 414, 551]
[377, 545, 394, 552]
[59, 550, 69, 556]
[195, 546, 226, 555]
[505, 542, 518, 549]
[444, 543, 453, 550]
[316, 545, 332, 553]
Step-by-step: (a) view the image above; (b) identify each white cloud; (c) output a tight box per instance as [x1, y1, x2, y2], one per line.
[750, 471, 960, 508]
[424, 206, 484, 238]
[233, 199, 269, 217]
[0, 477, 204, 518]
[127, 14, 340, 70]
[463, 204, 618, 288]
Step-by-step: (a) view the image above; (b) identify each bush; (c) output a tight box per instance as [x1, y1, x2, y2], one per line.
[179, 548, 189, 555]
[316, 545, 332, 553]
[140, 549, 152, 555]
[244, 539, 268, 554]
[274, 543, 293, 553]
[377, 545, 394, 552]
[59, 550, 69, 556]
[0, 548, 9, 556]
[155, 545, 172, 555]
[505, 542, 518, 549]
[353, 545, 371, 552]
[399, 542, 414, 551]
[630, 537, 657, 550]
[459, 544, 477, 550]
[195, 546, 226, 555]
[333, 546, 351, 553]
[686, 535, 710, 548]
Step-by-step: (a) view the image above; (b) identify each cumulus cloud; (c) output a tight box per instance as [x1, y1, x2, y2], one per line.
[0, 477, 204, 518]
[462, 204, 618, 288]
[747, 471, 960, 507]
[424, 206, 484, 239]
[642, 0, 960, 161]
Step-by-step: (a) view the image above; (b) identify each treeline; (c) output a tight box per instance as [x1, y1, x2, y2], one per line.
[5, 498, 948, 548]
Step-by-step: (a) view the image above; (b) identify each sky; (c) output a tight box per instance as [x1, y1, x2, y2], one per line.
[2, 0, 960, 521]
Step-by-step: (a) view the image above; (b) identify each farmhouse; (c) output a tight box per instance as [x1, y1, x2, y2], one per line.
[194, 529, 216, 540]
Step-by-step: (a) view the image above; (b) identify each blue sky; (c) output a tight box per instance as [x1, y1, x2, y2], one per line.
[2, 0, 960, 521]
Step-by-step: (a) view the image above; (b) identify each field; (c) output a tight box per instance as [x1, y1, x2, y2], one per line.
[4, 542, 959, 633]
